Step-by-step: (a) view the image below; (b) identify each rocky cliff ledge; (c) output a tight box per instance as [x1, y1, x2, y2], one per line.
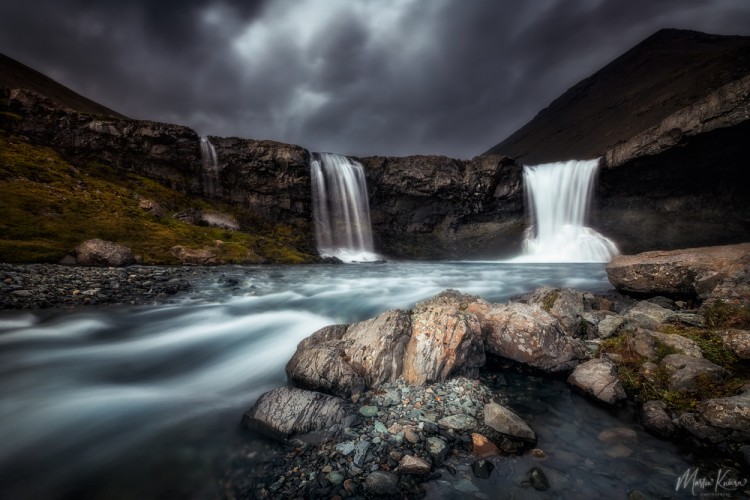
[360, 154, 524, 259]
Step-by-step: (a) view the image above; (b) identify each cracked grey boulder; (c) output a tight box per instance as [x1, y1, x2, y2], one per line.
[69, 239, 136, 267]
[483, 402, 536, 442]
[641, 400, 675, 438]
[623, 301, 677, 329]
[660, 354, 729, 392]
[241, 387, 353, 441]
[567, 358, 627, 405]
[523, 287, 587, 337]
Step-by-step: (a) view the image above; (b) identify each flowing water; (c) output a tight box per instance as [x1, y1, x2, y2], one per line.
[310, 153, 378, 262]
[0, 262, 700, 498]
[519, 159, 619, 263]
[199, 137, 222, 199]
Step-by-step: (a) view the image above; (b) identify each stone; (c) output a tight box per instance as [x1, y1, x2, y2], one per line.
[374, 421, 388, 434]
[169, 245, 217, 266]
[483, 402, 536, 442]
[138, 198, 164, 217]
[482, 302, 587, 373]
[640, 400, 675, 438]
[471, 433, 499, 457]
[472, 459, 494, 479]
[403, 428, 419, 444]
[241, 387, 352, 441]
[627, 330, 660, 360]
[364, 471, 399, 496]
[524, 287, 587, 337]
[426, 436, 448, 461]
[660, 354, 729, 392]
[326, 471, 344, 485]
[623, 302, 677, 329]
[597, 315, 626, 339]
[359, 406, 378, 418]
[353, 440, 370, 467]
[646, 330, 702, 358]
[567, 358, 627, 405]
[438, 414, 477, 431]
[721, 329, 750, 359]
[398, 455, 431, 475]
[697, 391, 750, 435]
[606, 244, 750, 305]
[598, 427, 637, 443]
[335, 441, 356, 456]
[71, 239, 136, 267]
[638, 362, 659, 383]
[526, 467, 550, 491]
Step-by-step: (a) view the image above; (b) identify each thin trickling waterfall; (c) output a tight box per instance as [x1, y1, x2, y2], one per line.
[310, 153, 378, 262]
[518, 159, 619, 262]
[199, 137, 222, 199]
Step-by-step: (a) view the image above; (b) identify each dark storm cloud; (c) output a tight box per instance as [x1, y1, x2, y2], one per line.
[1, 0, 749, 158]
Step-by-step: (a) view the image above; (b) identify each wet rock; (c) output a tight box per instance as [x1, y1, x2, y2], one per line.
[426, 436, 448, 461]
[721, 329, 750, 359]
[472, 459, 494, 479]
[483, 402, 536, 442]
[640, 400, 675, 438]
[598, 427, 637, 443]
[623, 301, 677, 329]
[524, 287, 587, 337]
[359, 406, 378, 418]
[660, 354, 729, 392]
[482, 302, 587, 373]
[70, 239, 136, 267]
[326, 471, 344, 485]
[567, 358, 627, 405]
[241, 387, 353, 441]
[352, 440, 370, 467]
[597, 314, 626, 339]
[364, 471, 399, 495]
[606, 243, 750, 305]
[471, 432, 499, 457]
[697, 391, 750, 435]
[526, 467, 550, 491]
[398, 455, 431, 475]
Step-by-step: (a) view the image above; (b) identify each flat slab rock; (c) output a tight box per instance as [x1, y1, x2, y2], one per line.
[241, 386, 353, 441]
[483, 402, 536, 442]
[567, 358, 627, 405]
[660, 354, 729, 392]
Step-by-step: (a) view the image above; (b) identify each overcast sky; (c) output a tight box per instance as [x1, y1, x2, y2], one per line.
[1, 1, 749, 158]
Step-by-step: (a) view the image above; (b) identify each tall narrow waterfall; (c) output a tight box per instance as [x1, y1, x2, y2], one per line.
[519, 159, 619, 262]
[310, 153, 378, 262]
[199, 137, 222, 199]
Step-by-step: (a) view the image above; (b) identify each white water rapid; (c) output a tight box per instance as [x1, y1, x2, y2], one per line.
[518, 159, 619, 263]
[199, 137, 222, 198]
[310, 153, 378, 262]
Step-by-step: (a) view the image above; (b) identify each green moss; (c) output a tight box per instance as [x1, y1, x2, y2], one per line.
[703, 301, 750, 329]
[0, 134, 316, 264]
[542, 290, 559, 312]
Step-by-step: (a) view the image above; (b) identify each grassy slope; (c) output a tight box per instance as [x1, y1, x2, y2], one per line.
[0, 133, 315, 265]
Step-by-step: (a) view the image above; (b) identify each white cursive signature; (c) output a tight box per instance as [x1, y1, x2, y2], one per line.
[675, 468, 748, 496]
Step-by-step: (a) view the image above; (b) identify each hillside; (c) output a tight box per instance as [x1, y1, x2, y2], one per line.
[0, 52, 126, 119]
[483, 29, 750, 164]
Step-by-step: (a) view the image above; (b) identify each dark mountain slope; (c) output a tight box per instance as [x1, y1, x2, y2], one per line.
[483, 29, 750, 164]
[0, 52, 126, 119]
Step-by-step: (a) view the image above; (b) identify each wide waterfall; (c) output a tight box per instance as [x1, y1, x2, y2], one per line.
[518, 159, 619, 262]
[199, 137, 222, 199]
[310, 153, 378, 262]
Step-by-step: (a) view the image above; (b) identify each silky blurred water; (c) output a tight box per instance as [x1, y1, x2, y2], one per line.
[0, 262, 696, 499]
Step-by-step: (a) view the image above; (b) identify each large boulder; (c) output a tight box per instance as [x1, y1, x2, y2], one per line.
[622, 301, 677, 329]
[721, 329, 750, 360]
[660, 354, 729, 392]
[69, 239, 136, 266]
[241, 387, 354, 441]
[606, 243, 750, 305]
[482, 302, 587, 373]
[483, 402, 536, 442]
[697, 390, 750, 439]
[523, 287, 587, 337]
[567, 358, 627, 405]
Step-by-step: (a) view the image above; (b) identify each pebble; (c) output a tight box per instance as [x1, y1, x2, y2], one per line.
[472, 459, 494, 479]
[359, 406, 378, 418]
[326, 471, 344, 485]
[365, 471, 399, 495]
[398, 455, 431, 475]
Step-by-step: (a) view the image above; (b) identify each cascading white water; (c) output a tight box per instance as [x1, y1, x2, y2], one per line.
[518, 159, 619, 262]
[310, 153, 378, 262]
[199, 137, 222, 198]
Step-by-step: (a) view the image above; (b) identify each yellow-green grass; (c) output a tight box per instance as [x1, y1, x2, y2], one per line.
[0, 134, 315, 264]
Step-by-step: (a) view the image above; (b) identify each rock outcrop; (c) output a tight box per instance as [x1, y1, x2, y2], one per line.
[567, 358, 627, 405]
[68, 239, 136, 267]
[606, 243, 750, 305]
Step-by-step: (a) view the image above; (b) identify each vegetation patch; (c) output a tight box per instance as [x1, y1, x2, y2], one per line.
[0, 134, 316, 265]
[541, 290, 559, 312]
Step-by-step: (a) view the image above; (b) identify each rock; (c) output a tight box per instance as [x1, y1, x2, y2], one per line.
[623, 302, 677, 329]
[641, 400, 675, 438]
[364, 471, 399, 495]
[472, 459, 494, 479]
[567, 358, 627, 405]
[606, 243, 750, 305]
[336, 441, 356, 456]
[426, 436, 448, 461]
[169, 245, 217, 265]
[398, 455, 431, 475]
[241, 387, 353, 441]
[138, 198, 164, 217]
[646, 330, 702, 358]
[71, 239, 136, 267]
[200, 210, 239, 230]
[352, 440, 370, 467]
[721, 329, 750, 359]
[403, 304, 485, 384]
[598, 427, 637, 443]
[482, 302, 587, 373]
[483, 402, 536, 442]
[471, 433, 499, 457]
[403, 428, 420, 444]
[524, 287, 587, 337]
[626, 328, 702, 360]
[326, 471, 344, 485]
[697, 392, 750, 435]
[526, 467, 550, 491]
[10, 289, 33, 297]
[438, 414, 477, 431]
[638, 362, 659, 383]
[359, 406, 378, 418]
[530, 448, 547, 459]
[660, 354, 729, 392]
[626, 330, 660, 360]
[597, 315, 626, 339]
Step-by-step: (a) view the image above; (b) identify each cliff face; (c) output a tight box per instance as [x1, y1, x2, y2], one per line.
[360, 154, 524, 259]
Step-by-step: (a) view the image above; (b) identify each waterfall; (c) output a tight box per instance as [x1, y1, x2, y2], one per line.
[518, 159, 619, 262]
[199, 137, 222, 198]
[310, 153, 378, 262]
